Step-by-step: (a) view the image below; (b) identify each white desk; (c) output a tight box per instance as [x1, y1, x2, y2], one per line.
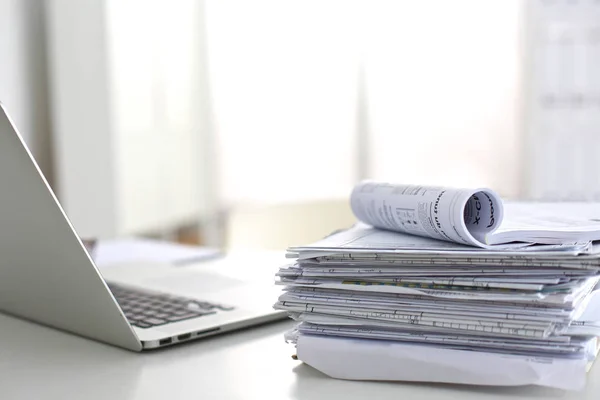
[1, 313, 599, 400]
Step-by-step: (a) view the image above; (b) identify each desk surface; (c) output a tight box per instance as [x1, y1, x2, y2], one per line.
[1, 313, 599, 400]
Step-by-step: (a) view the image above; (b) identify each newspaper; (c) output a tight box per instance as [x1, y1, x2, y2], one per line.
[350, 181, 600, 248]
[295, 323, 592, 356]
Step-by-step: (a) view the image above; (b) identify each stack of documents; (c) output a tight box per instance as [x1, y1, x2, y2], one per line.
[274, 182, 600, 390]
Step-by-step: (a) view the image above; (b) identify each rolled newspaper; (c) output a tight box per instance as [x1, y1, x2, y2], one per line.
[350, 181, 503, 247]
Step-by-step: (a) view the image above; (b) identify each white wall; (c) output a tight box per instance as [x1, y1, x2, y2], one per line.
[0, 0, 52, 182]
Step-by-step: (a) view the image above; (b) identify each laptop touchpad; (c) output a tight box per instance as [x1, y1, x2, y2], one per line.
[144, 271, 246, 295]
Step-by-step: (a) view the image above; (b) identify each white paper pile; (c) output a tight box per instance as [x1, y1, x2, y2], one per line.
[274, 182, 600, 390]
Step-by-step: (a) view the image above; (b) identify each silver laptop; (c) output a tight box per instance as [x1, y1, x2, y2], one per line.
[0, 104, 286, 351]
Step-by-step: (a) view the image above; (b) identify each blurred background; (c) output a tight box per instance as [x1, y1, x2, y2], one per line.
[1, 0, 598, 251]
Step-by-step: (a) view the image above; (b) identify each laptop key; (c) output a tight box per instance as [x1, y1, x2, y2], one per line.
[151, 300, 176, 309]
[133, 322, 151, 328]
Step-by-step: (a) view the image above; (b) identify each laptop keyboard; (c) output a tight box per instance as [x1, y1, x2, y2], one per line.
[108, 283, 234, 329]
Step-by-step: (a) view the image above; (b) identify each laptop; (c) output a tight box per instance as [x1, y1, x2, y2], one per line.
[0, 104, 286, 351]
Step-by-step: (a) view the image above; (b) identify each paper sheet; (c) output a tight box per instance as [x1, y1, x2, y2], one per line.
[276, 302, 553, 338]
[277, 293, 573, 322]
[277, 276, 600, 306]
[278, 265, 583, 290]
[295, 334, 589, 390]
[292, 314, 573, 342]
[491, 202, 600, 245]
[296, 323, 589, 356]
[289, 223, 596, 261]
[281, 288, 576, 318]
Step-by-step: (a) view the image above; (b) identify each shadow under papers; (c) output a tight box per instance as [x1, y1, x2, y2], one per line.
[289, 363, 574, 400]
